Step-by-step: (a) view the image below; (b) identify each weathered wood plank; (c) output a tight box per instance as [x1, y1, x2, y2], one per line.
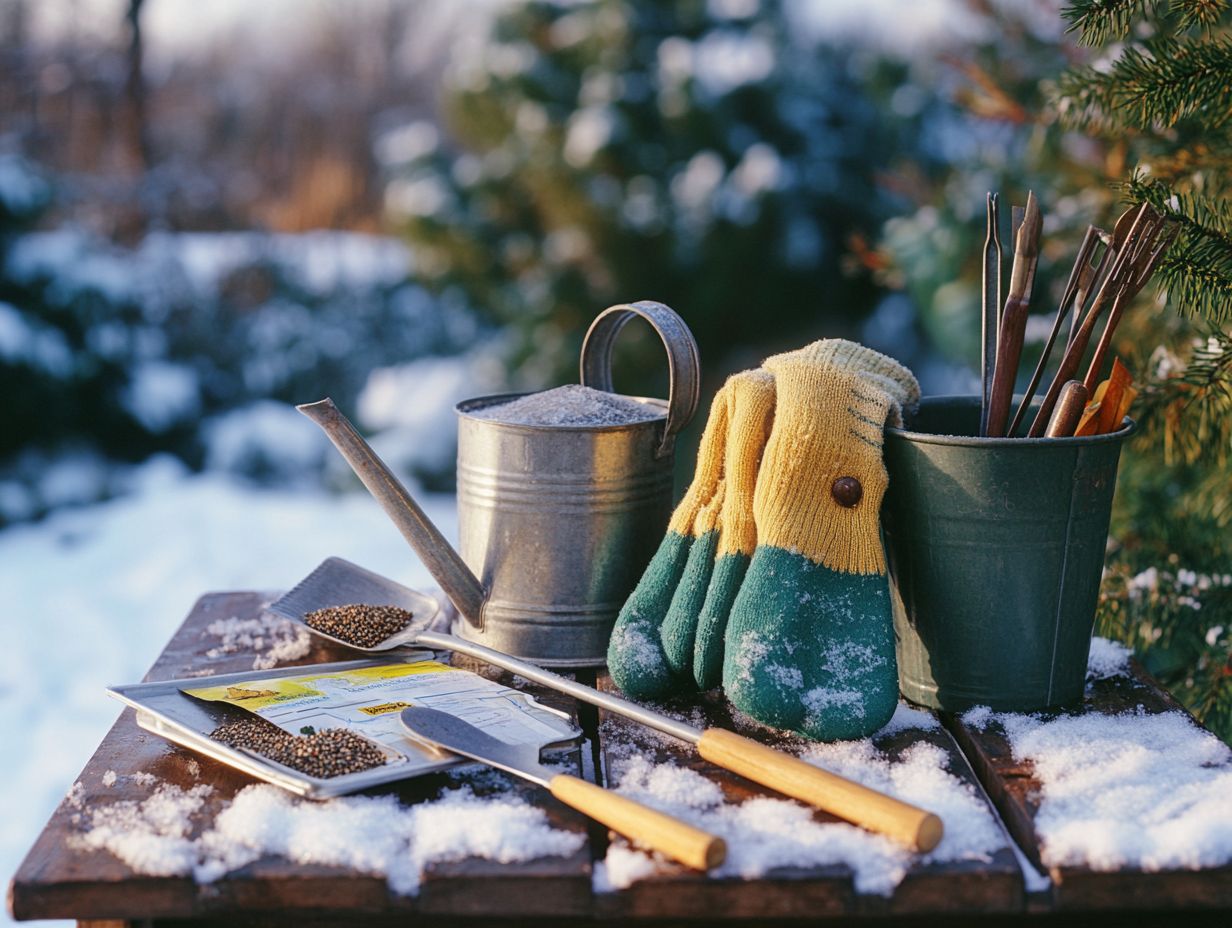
[945, 660, 1232, 912]
[593, 678, 1022, 920]
[10, 592, 593, 923]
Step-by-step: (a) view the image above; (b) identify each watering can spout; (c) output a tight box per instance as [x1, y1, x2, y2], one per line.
[297, 397, 487, 630]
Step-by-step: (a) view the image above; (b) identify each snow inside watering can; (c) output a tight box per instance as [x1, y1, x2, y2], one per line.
[301, 301, 700, 667]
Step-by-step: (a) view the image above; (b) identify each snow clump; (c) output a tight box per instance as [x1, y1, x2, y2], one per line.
[598, 711, 1002, 896]
[961, 706, 1232, 873]
[204, 612, 312, 671]
[74, 778, 584, 895]
[1085, 637, 1133, 681]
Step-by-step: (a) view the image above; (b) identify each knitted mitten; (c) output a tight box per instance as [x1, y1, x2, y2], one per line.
[721, 340, 919, 741]
[607, 382, 730, 698]
[687, 370, 775, 690]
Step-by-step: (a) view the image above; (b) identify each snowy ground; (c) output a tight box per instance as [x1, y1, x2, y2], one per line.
[0, 461, 457, 926]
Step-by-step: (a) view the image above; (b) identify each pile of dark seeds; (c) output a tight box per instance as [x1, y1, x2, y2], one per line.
[210, 718, 387, 779]
[303, 603, 414, 648]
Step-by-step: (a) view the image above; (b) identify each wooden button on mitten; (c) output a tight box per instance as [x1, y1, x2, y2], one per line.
[721, 340, 919, 741]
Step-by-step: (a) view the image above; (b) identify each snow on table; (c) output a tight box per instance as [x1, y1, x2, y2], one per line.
[593, 695, 1022, 917]
[960, 649, 1232, 876]
[72, 778, 584, 895]
[949, 644, 1232, 909]
[0, 464, 459, 925]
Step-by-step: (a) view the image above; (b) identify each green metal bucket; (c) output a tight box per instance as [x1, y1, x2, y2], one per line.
[883, 395, 1134, 712]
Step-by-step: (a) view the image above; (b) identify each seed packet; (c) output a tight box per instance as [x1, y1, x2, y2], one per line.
[183, 660, 576, 758]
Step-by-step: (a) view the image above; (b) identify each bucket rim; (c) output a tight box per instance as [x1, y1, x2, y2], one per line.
[886, 394, 1136, 447]
[455, 391, 669, 433]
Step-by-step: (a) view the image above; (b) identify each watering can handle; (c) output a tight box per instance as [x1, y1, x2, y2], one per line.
[580, 301, 701, 459]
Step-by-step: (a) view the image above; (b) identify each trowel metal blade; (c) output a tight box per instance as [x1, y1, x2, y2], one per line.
[401, 706, 557, 787]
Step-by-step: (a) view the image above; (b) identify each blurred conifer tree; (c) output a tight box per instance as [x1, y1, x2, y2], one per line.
[386, 0, 899, 390]
[1057, 0, 1232, 737]
[878, 1, 1232, 737]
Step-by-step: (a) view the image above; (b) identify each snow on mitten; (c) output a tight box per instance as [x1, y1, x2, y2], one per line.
[722, 340, 919, 741]
[687, 370, 775, 690]
[607, 382, 730, 698]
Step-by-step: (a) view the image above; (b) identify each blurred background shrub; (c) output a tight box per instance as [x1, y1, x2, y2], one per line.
[384, 0, 900, 387]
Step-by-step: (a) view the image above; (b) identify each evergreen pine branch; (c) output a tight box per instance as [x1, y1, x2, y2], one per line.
[1134, 326, 1232, 464]
[1063, 0, 1229, 45]
[1058, 36, 1232, 130]
[1122, 37, 1232, 127]
[1157, 234, 1232, 321]
[1172, 0, 1231, 33]
[1122, 176, 1232, 320]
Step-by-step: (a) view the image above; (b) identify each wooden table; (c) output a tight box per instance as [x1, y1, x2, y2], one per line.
[9, 592, 1232, 926]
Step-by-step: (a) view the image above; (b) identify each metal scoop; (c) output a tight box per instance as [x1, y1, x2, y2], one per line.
[271, 557, 943, 851]
[268, 557, 448, 653]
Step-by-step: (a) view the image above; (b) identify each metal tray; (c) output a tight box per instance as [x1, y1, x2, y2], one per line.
[108, 655, 580, 799]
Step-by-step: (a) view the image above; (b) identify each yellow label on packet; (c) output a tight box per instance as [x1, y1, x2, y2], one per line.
[358, 701, 414, 717]
[184, 661, 456, 711]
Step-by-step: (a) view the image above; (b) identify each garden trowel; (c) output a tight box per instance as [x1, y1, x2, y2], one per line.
[401, 705, 725, 871]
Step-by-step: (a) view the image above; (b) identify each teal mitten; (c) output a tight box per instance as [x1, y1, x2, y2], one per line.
[685, 370, 774, 690]
[721, 341, 919, 740]
[607, 382, 729, 698]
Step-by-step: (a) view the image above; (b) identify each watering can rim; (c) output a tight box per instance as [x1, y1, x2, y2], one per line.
[455, 391, 669, 433]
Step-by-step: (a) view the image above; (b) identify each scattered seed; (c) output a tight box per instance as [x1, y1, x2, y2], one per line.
[210, 718, 387, 779]
[303, 603, 414, 648]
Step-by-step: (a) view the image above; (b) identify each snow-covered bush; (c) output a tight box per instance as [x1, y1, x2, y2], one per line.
[203, 401, 332, 486]
[1, 167, 482, 522]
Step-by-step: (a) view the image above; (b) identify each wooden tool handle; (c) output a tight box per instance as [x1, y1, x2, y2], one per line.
[1082, 297, 1128, 394]
[697, 728, 943, 852]
[985, 298, 1029, 437]
[1028, 303, 1102, 437]
[548, 774, 725, 871]
[1045, 381, 1089, 438]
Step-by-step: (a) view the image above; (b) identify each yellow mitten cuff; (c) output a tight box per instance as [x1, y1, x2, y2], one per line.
[764, 339, 920, 424]
[754, 355, 906, 575]
[716, 369, 775, 558]
[667, 381, 730, 537]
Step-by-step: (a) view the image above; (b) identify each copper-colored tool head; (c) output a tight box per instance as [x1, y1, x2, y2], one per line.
[1110, 206, 1137, 249]
[1129, 219, 1178, 291]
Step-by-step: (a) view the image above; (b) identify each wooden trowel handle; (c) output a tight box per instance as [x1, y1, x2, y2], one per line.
[985, 297, 1030, 437]
[697, 728, 943, 852]
[549, 774, 726, 870]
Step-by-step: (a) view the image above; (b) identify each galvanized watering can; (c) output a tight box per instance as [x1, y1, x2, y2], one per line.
[300, 301, 700, 667]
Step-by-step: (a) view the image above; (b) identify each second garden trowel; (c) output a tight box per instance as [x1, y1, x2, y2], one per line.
[401, 706, 725, 871]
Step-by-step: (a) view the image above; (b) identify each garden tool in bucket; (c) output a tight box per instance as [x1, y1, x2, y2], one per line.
[300, 301, 700, 667]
